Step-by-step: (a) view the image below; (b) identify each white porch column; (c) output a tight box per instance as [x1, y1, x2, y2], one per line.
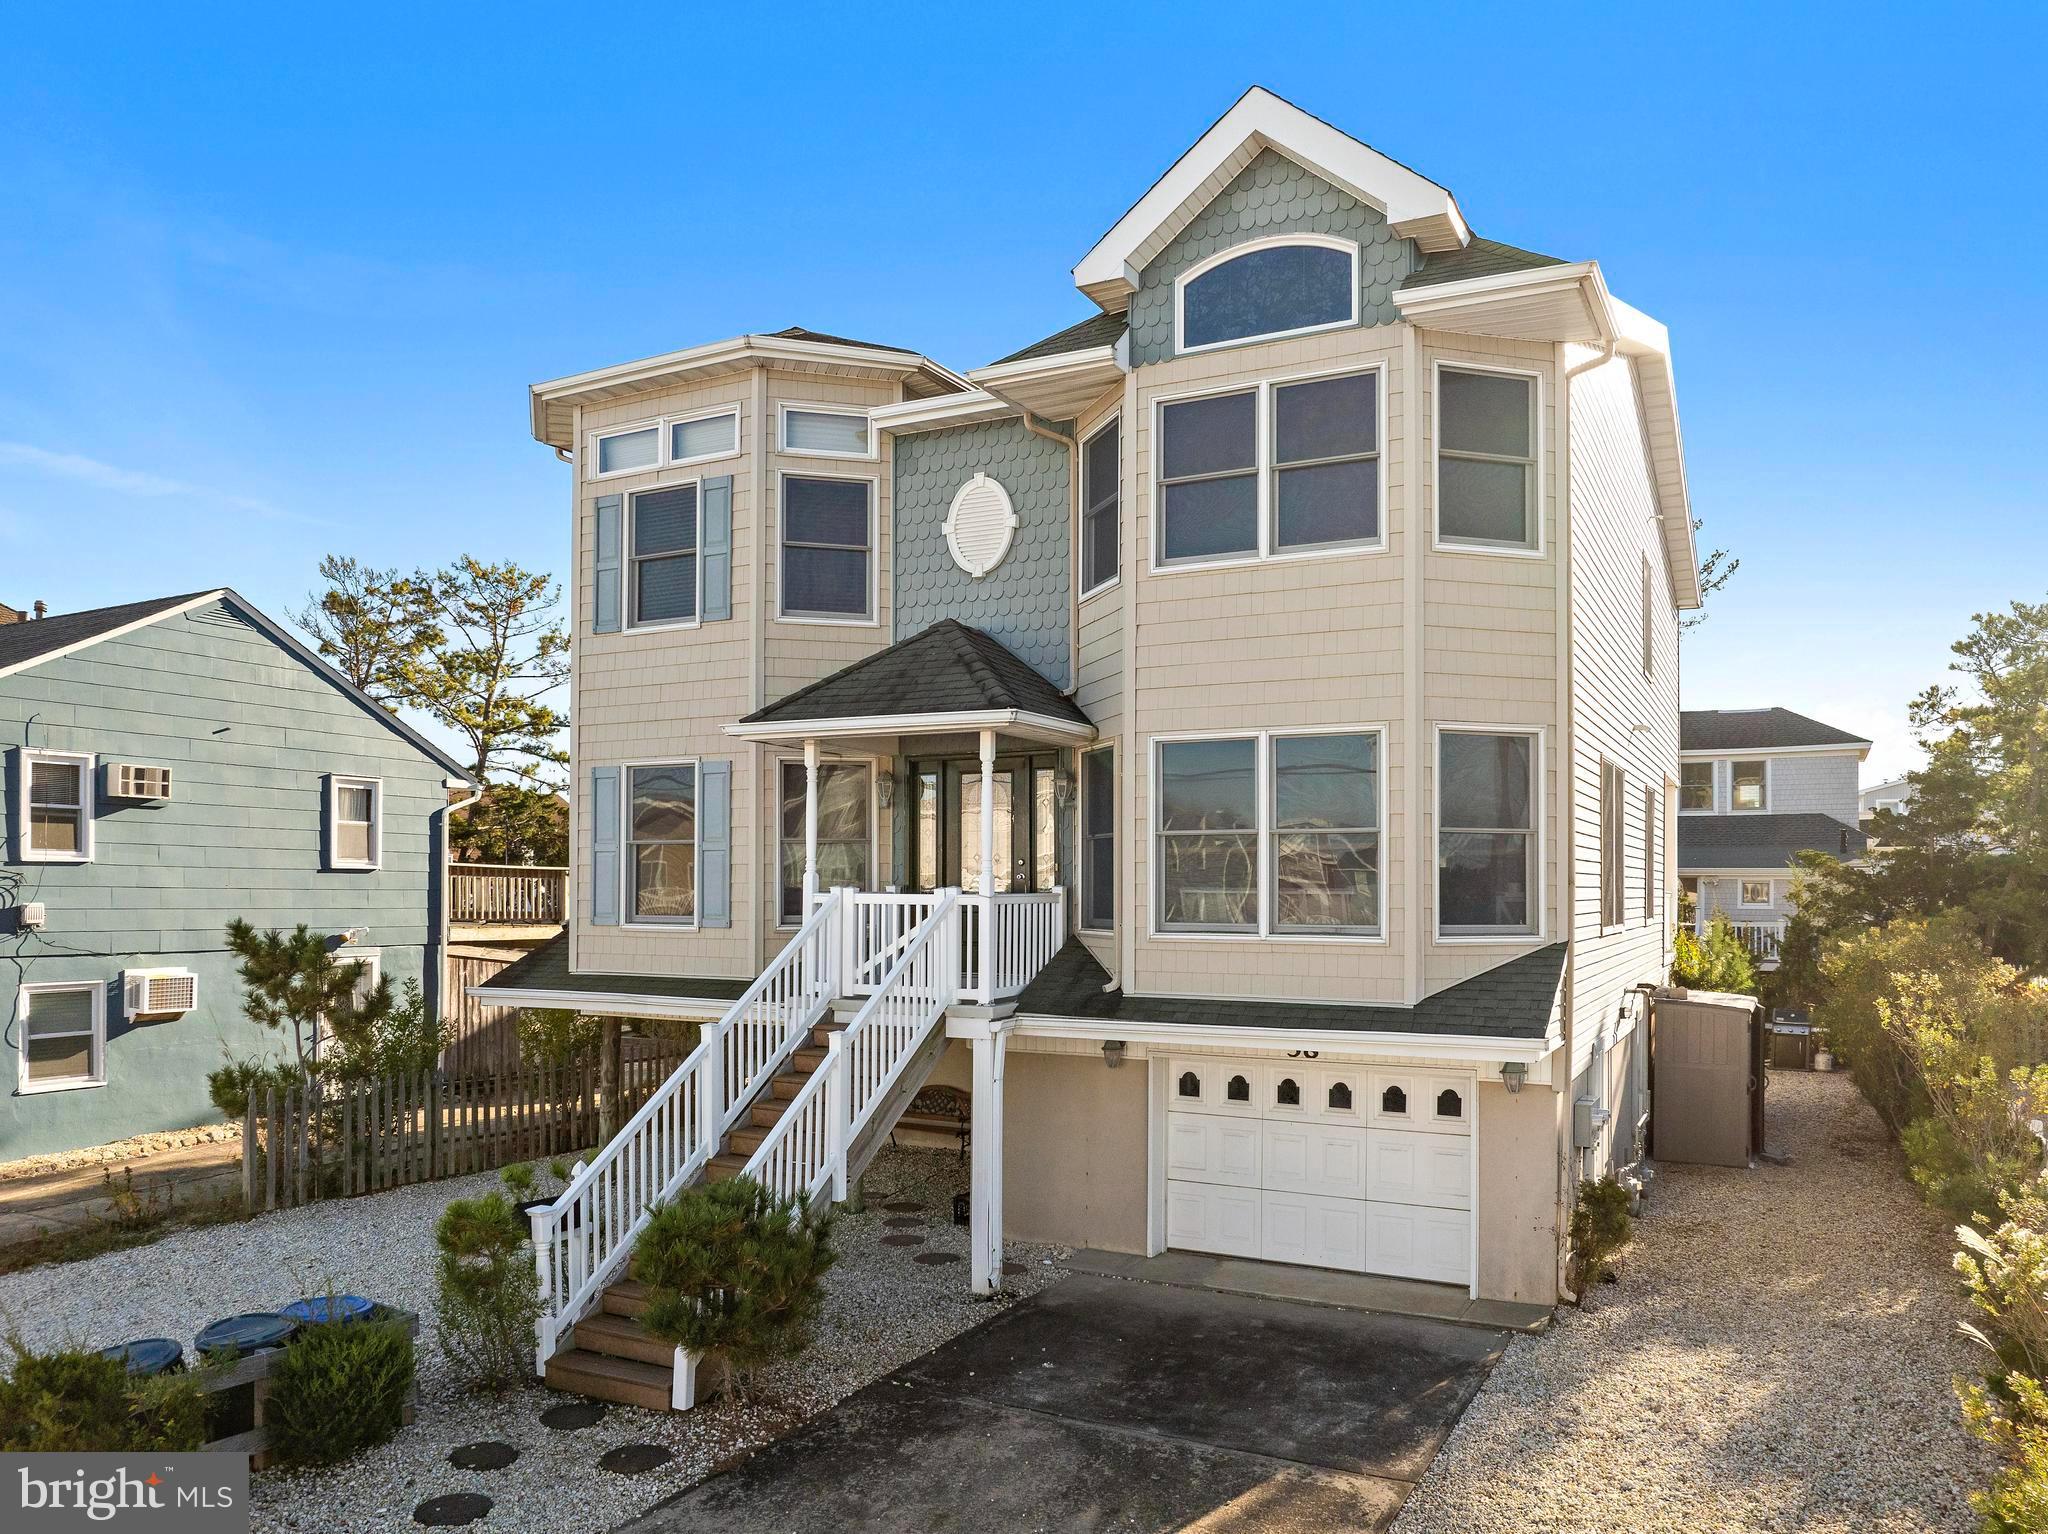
[803, 737, 821, 910]
[978, 727, 997, 898]
[969, 1020, 1009, 1295]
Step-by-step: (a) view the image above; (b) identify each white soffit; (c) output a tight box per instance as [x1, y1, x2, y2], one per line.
[1073, 86, 1469, 312]
[967, 346, 1124, 420]
[871, 389, 1021, 437]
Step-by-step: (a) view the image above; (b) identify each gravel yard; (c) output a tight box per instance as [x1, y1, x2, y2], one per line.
[0, 1146, 1066, 1534]
[1394, 1068, 1993, 1534]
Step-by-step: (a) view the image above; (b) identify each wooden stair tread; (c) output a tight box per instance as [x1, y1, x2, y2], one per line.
[705, 1153, 749, 1181]
[601, 1280, 652, 1318]
[573, 1311, 674, 1367]
[545, 1348, 671, 1410]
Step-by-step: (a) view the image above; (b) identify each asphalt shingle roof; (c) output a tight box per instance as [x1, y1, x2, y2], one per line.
[989, 312, 1129, 367]
[1397, 236, 1569, 291]
[1678, 813, 1867, 870]
[740, 621, 1092, 730]
[476, 933, 751, 1004]
[1680, 709, 1870, 752]
[0, 591, 215, 673]
[1014, 939, 1566, 1040]
[768, 326, 917, 356]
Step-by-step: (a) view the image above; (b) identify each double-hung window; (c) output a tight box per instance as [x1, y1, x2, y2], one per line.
[630, 484, 698, 626]
[781, 406, 870, 458]
[628, 764, 697, 923]
[1082, 419, 1120, 594]
[781, 476, 873, 621]
[1731, 759, 1767, 811]
[778, 761, 871, 922]
[1437, 365, 1539, 551]
[1600, 761, 1625, 927]
[327, 776, 380, 870]
[13, 749, 93, 863]
[1437, 729, 1539, 938]
[17, 981, 105, 1093]
[1156, 368, 1382, 568]
[1739, 878, 1774, 909]
[1155, 731, 1382, 937]
[1679, 760, 1715, 812]
[1082, 746, 1115, 930]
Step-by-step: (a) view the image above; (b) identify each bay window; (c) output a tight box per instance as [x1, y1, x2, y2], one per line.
[1437, 729, 1539, 937]
[1437, 365, 1538, 551]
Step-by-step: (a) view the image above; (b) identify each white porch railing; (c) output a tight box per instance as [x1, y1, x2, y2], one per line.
[840, 888, 1065, 1005]
[1730, 921, 1786, 963]
[528, 889, 844, 1366]
[750, 890, 962, 1206]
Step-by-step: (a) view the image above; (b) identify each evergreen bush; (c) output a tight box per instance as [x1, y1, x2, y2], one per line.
[1670, 917, 1758, 995]
[264, 1318, 414, 1466]
[0, 1336, 209, 1452]
[1568, 1176, 1632, 1303]
[434, 1193, 541, 1391]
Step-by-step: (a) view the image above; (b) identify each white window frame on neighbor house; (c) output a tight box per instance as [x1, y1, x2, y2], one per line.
[777, 402, 876, 462]
[1172, 233, 1361, 356]
[1149, 361, 1389, 575]
[315, 949, 382, 1063]
[586, 408, 741, 482]
[620, 758, 701, 931]
[16, 979, 106, 1095]
[1148, 725, 1387, 944]
[1729, 757, 1771, 813]
[326, 775, 382, 871]
[1679, 759, 1716, 814]
[626, 479, 704, 633]
[12, 747, 95, 864]
[1433, 723, 1546, 944]
[1432, 358, 1544, 558]
[1738, 878, 1776, 910]
[1079, 414, 1121, 600]
[776, 471, 879, 626]
[773, 754, 881, 928]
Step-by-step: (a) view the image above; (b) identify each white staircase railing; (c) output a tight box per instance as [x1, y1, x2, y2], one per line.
[528, 889, 844, 1366]
[749, 889, 962, 1206]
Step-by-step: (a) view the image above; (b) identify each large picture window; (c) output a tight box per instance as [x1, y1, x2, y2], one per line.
[17, 982, 105, 1093]
[779, 761, 872, 922]
[1082, 747, 1115, 931]
[1157, 738, 1258, 931]
[630, 484, 698, 626]
[1437, 365, 1538, 551]
[1176, 237, 1358, 353]
[14, 749, 93, 863]
[1437, 729, 1538, 937]
[628, 763, 697, 923]
[1082, 419, 1119, 594]
[781, 476, 872, 620]
[1272, 733, 1379, 934]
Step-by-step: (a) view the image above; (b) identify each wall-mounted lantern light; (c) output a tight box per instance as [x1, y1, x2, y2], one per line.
[1102, 1039, 1126, 1069]
[1500, 1061, 1527, 1095]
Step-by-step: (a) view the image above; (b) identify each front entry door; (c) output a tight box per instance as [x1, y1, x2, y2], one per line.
[910, 755, 1058, 894]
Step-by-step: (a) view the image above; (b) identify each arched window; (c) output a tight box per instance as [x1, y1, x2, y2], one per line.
[1176, 236, 1359, 354]
[1276, 1077, 1301, 1107]
[1381, 1084, 1407, 1116]
[1177, 1071, 1201, 1099]
[1226, 1074, 1251, 1103]
[1328, 1081, 1353, 1112]
[1436, 1088, 1464, 1120]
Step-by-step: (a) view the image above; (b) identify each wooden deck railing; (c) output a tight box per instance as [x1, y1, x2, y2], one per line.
[451, 864, 567, 926]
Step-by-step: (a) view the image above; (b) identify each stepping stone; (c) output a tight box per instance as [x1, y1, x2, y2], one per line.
[881, 1201, 924, 1213]
[914, 1251, 961, 1266]
[415, 1492, 493, 1526]
[541, 1400, 608, 1430]
[1002, 1261, 1028, 1276]
[599, 1442, 674, 1475]
[884, 1216, 925, 1229]
[447, 1441, 519, 1471]
[880, 1232, 924, 1247]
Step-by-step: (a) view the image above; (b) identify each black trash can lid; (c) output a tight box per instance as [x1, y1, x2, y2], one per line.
[282, 1295, 374, 1325]
[98, 1337, 184, 1375]
[196, 1312, 296, 1354]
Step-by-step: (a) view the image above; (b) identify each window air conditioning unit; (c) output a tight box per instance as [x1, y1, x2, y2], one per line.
[106, 762, 174, 801]
[124, 968, 198, 1020]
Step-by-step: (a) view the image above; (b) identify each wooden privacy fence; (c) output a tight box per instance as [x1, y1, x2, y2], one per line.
[241, 1045, 689, 1213]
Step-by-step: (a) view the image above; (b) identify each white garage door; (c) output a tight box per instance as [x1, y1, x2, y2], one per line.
[1164, 1058, 1473, 1287]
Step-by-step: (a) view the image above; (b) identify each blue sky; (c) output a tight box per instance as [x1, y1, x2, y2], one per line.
[2, 2, 2042, 782]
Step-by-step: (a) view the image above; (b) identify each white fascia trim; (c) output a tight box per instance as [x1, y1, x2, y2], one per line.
[967, 347, 1123, 391]
[1396, 260, 1602, 310]
[1678, 743, 1873, 760]
[1003, 1011, 1561, 1065]
[464, 983, 733, 1021]
[0, 592, 224, 682]
[724, 709, 1097, 745]
[871, 390, 1021, 436]
[1072, 86, 1467, 307]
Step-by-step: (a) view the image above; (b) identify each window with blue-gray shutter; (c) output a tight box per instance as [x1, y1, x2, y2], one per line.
[629, 485, 697, 626]
[699, 760, 731, 926]
[701, 476, 733, 622]
[590, 766, 620, 924]
[593, 496, 623, 634]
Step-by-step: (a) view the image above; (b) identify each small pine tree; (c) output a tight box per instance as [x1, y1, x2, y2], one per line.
[633, 1177, 836, 1402]
[434, 1193, 541, 1391]
[224, 919, 394, 1074]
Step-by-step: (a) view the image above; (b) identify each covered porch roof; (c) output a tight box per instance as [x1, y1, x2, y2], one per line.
[725, 620, 1095, 747]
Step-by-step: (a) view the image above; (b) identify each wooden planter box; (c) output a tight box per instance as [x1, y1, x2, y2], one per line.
[198, 1307, 421, 1470]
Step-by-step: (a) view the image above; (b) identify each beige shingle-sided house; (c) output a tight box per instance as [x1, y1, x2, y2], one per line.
[482, 87, 1700, 1406]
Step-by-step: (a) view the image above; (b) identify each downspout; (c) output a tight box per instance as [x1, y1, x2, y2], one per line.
[437, 778, 483, 1038]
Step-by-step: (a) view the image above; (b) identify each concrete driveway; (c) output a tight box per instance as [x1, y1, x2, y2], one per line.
[615, 1272, 1507, 1534]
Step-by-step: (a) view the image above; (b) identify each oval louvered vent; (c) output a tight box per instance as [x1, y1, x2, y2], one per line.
[943, 473, 1018, 579]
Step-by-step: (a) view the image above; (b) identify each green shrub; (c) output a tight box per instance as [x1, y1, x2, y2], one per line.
[434, 1193, 541, 1392]
[0, 1336, 209, 1452]
[633, 1176, 836, 1401]
[516, 1007, 599, 1066]
[319, 978, 442, 1083]
[1671, 917, 1758, 995]
[1957, 1190, 2048, 1530]
[500, 1161, 537, 1197]
[1568, 1177, 1632, 1303]
[207, 1054, 303, 1121]
[264, 1319, 414, 1466]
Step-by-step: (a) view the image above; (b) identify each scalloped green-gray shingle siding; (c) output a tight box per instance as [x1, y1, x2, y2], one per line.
[1126, 148, 1419, 367]
[892, 417, 1073, 688]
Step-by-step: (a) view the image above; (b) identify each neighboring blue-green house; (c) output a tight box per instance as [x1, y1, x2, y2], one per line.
[2, 589, 474, 1159]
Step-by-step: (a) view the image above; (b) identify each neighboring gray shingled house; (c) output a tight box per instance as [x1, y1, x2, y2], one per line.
[1677, 708, 1872, 967]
